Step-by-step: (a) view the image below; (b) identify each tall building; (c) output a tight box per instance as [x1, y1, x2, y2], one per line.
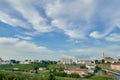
[60, 57, 73, 64]
[101, 52, 105, 60]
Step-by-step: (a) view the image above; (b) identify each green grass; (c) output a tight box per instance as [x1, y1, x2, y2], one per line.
[0, 64, 35, 71]
[56, 76, 113, 80]
[13, 64, 35, 70]
[0, 64, 13, 70]
[89, 75, 113, 80]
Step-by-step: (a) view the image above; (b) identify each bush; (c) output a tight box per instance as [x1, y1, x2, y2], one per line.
[68, 73, 80, 78]
[54, 72, 67, 77]
[102, 70, 107, 75]
[48, 73, 56, 80]
[94, 66, 101, 72]
[80, 65, 86, 69]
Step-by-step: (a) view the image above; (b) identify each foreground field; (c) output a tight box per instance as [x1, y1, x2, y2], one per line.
[0, 64, 117, 80]
[0, 71, 116, 80]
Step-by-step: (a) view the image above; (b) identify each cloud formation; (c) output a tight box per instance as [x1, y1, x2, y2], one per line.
[0, 37, 54, 60]
[0, 0, 120, 60]
[105, 33, 120, 42]
[0, 0, 119, 39]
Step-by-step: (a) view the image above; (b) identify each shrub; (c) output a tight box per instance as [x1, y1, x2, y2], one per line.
[68, 73, 80, 78]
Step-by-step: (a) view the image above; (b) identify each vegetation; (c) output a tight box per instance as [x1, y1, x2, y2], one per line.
[80, 65, 86, 69]
[118, 59, 120, 61]
[102, 70, 107, 75]
[0, 62, 117, 80]
[94, 66, 101, 72]
[68, 73, 80, 78]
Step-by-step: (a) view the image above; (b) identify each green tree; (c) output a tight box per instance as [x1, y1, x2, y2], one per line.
[10, 59, 19, 64]
[102, 70, 107, 75]
[118, 59, 120, 61]
[48, 73, 55, 80]
[54, 72, 67, 77]
[80, 65, 86, 69]
[69, 73, 80, 78]
[94, 66, 101, 72]
[101, 59, 105, 63]
[34, 66, 39, 74]
[95, 60, 100, 64]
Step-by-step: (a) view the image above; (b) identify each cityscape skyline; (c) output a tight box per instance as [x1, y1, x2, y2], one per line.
[0, 0, 120, 60]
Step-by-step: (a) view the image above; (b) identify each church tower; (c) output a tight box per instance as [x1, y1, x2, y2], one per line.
[102, 52, 105, 60]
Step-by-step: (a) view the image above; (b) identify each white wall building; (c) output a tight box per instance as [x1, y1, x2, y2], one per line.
[86, 63, 96, 73]
[111, 62, 120, 71]
[64, 68, 88, 76]
[19, 61, 30, 64]
[77, 60, 91, 64]
[60, 57, 73, 64]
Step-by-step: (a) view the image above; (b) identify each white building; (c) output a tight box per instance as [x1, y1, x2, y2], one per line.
[64, 68, 88, 76]
[86, 64, 96, 73]
[77, 60, 91, 64]
[60, 57, 73, 64]
[86, 64, 96, 69]
[39, 67, 46, 71]
[111, 62, 120, 71]
[19, 61, 30, 64]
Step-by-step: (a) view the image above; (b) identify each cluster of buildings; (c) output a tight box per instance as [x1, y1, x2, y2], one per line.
[101, 52, 120, 71]
[101, 52, 118, 63]
[64, 63, 96, 76]
[59, 57, 96, 76]
[60, 53, 120, 76]
[0, 58, 11, 65]
[64, 68, 88, 76]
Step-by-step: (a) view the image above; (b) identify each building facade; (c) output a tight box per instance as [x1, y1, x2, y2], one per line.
[77, 60, 91, 64]
[60, 57, 73, 64]
[19, 61, 30, 64]
[111, 62, 120, 71]
[64, 68, 88, 76]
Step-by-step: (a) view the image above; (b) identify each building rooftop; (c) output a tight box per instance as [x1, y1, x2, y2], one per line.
[111, 62, 120, 65]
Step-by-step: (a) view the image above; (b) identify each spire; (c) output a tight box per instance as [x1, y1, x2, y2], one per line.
[102, 52, 105, 59]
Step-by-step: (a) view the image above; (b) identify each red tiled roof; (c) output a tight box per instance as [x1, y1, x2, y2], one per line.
[105, 57, 113, 59]
[111, 62, 120, 65]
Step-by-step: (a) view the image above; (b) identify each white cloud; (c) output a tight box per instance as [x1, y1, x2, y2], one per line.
[0, 11, 28, 28]
[89, 31, 102, 39]
[0, 37, 120, 60]
[0, 0, 120, 40]
[70, 44, 120, 59]
[45, 0, 95, 39]
[0, 37, 55, 60]
[7, 0, 52, 33]
[90, 26, 115, 39]
[15, 35, 32, 40]
[0, 37, 19, 43]
[105, 33, 120, 42]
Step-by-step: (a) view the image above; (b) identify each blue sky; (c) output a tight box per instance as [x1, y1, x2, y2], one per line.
[0, 0, 120, 60]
